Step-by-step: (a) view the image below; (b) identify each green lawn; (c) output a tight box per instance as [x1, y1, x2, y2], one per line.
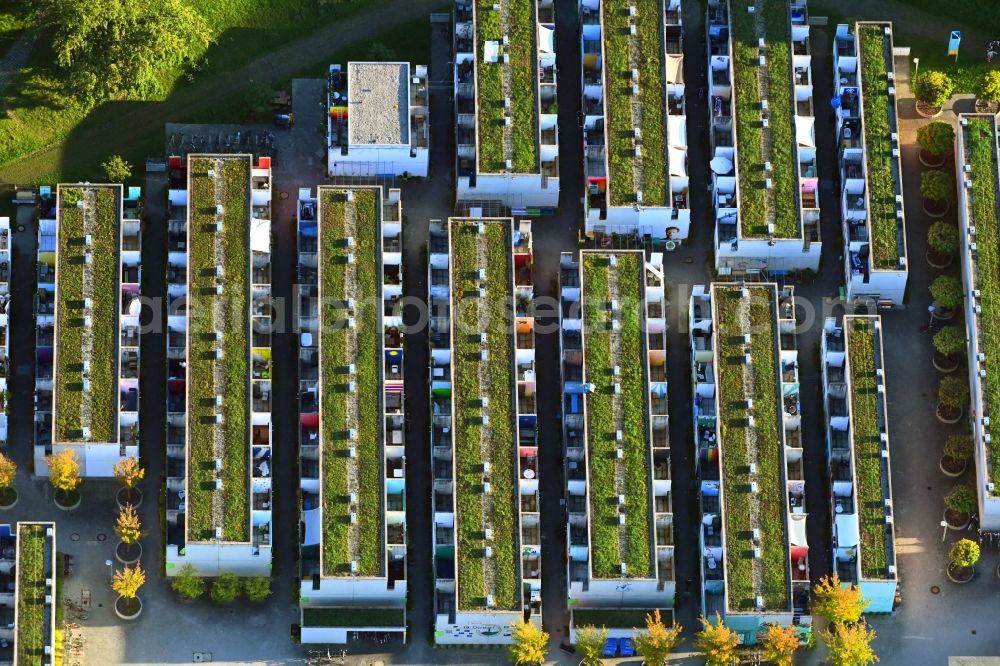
[54, 186, 118, 443]
[188, 156, 250, 542]
[17, 524, 48, 665]
[716, 286, 789, 612]
[582, 253, 652, 579]
[452, 220, 518, 611]
[319, 187, 383, 577]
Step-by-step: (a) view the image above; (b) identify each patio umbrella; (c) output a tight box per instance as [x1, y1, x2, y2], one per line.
[709, 156, 733, 174]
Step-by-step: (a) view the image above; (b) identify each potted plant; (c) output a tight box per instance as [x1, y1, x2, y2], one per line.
[242, 576, 272, 603]
[932, 325, 965, 373]
[113, 456, 144, 509]
[940, 434, 974, 477]
[0, 453, 17, 509]
[210, 572, 241, 604]
[46, 449, 81, 510]
[946, 538, 979, 583]
[916, 121, 954, 168]
[171, 563, 206, 601]
[936, 375, 969, 424]
[114, 504, 144, 564]
[944, 485, 976, 529]
[915, 70, 954, 117]
[113, 563, 145, 619]
[975, 70, 1000, 113]
[921, 170, 953, 218]
[926, 221, 959, 268]
[929, 275, 963, 320]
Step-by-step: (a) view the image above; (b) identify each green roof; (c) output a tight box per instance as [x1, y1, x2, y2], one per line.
[16, 523, 50, 665]
[303, 607, 404, 628]
[475, 0, 538, 173]
[54, 185, 119, 443]
[604, 0, 667, 206]
[187, 156, 251, 542]
[451, 220, 519, 611]
[582, 252, 653, 578]
[731, 0, 800, 239]
[319, 187, 384, 577]
[715, 285, 790, 612]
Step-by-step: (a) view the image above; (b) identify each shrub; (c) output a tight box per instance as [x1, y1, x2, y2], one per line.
[45, 449, 80, 494]
[811, 574, 869, 625]
[949, 538, 980, 568]
[929, 275, 963, 310]
[915, 71, 954, 108]
[210, 572, 241, 603]
[0, 453, 16, 490]
[927, 221, 959, 256]
[932, 325, 965, 357]
[945, 485, 977, 514]
[242, 576, 272, 602]
[633, 609, 683, 664]
[113, 456, 144, 489]
[508, 620, 548, 665]
[939, 375, 970, 410]
[762, 624, 800, 666]
[694, 613, 740, 666]
[917, 121, 954, 156]
[921, 170, 953, 202]
[976, 70, 1000, 104]
[171, 564, 205, 600]
[101, 155, 132, 183]
[575, 625, 608, 666]
[943, 434, 974, 461]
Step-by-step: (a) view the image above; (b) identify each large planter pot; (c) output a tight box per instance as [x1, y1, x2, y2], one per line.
[116, 486, 143, 510]
[54, 489, 81, 511]
[919, 149, 947, 168]
[0, 487, 17, 511]
[923, 198, 950, 218]
[947, 563, 974, 584]
[926, 248, 953, 269]
[940, 455, 968, 477]
[916, 102, 944, 118]
[115, 595, 142, 620]
[116, 540, 142, 565]
[936, 401, 964, 424]
[933, 351, 960, 373]
[944, 507, 970, 530]
[931, 304, 958, 321]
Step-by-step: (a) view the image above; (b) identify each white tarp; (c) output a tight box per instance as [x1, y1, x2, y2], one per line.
[251, 218, 270, 252]
[710, 156, 734, 175]
[789, 514, 809, 547]
[669, 147, 687, 177]
[665, 55, 684, 84]
[836, 513, 860, 548]
[484, 40, 500, 64]
[538, 25, 555, 54]
[303, 508, 321, 546]
[796, 116, 816, 147]
[668, 115, 686, 148]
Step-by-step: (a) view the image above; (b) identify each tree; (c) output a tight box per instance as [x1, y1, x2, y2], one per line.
[950, 538, 981, 569]
[112, 563, 145, 614]
[113, 456, 144, 489]
[244, 81, 273, 117]
[693, 613, 740, 666]
[171, 564, 205, 600]
[939, 375, 970, 411]
[945, 485, 977, 515]
[761, 624, 799, 666]
[921, 170, 953, 202]
[0, 452, 16, 491]
[927, 221, 959, 257]
[932, 325, 965, 357]
[242, 576, 272, 602]
[575, 625, 608, 666]
[366, 41, 397, 61]
[976, 70, 1000, 104]
[29, 0, 212, 106]
[210, 572, 241, 604]
[811, 574, 869, 624]
[45, 449, 80, 496]
[822, 621, 879, 666]
[929, 275, 963, 310]
[114, 504, 143, 545]
[101, 155, 132, 183]
[632, 609, 683, 665]
[508, 620, 548, 665]
[916, 121, 955, 156]
[943, 434, 974, 462]
[915, 71, 954, 108]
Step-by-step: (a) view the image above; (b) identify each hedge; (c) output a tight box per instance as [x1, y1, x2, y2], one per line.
[320, 188, 383, 577]
[582, 253, 652, 578]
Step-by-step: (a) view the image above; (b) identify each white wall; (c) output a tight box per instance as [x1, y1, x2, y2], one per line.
[299, 577, 405, 604]
[457, 174, 559, 208]
[585, 206, 691, 240]
[329, 146, 429, 177]
[166, 542, 272, 576]
[847, 270, 907, 305]
[435, 611, 536, 645]
[716, 237, 821, 272]
[859, 579, 897, 613]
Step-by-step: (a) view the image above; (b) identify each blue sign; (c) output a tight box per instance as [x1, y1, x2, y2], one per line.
[949, 31, 961, 57]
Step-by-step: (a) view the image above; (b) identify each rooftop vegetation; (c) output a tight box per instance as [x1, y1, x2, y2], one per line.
[452, 221, 518, 610]
[319, 188, 383, 577]
[716, 286, 789, 611]
[188, 156, 250, 542]
[604, 0, 667, 206]
[859, 26, 902, 270]
[573, 608, 670, 629]
[582, 253, 652, 579]
[965, 117, 1000, 489]
[303, 607, 405, 628]
[847, 319, 890, 578]
[16, 524, 48, 665]
[475, 0, 538, 173]
[55, 185, 119, 442]
[731, 0, 799, 238]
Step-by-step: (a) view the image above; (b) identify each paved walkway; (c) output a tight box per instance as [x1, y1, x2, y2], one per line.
[0, 30, 35, 97]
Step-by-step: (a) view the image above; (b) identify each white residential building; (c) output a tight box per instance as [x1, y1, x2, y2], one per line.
[707, 0, 821, 275]
[454, 1, 560, 209]
[327, 62, 429, 177]
[11, 522, 57, 664]
[35, 184, 141, 476]
[165, 154, 273, 576]
[296, 185, 408, 644]
[580, 0, 690, 242]
[559, 250, 675, 640]
[832, 23, 908, 306]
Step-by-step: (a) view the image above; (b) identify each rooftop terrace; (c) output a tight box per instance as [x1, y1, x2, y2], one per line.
[15, 523, 54, 666]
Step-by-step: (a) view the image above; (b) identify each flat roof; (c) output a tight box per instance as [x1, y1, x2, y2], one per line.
[317, 186, 385, 577]
[581, 250, 654, 579]
[186, 154, 253, 543]
[16, 522, 55, 666]
[713, 284, 791, 613]
[448, 217, 521, 612]
[348, 62, 409, 146]
[53, 184, 121, 444]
